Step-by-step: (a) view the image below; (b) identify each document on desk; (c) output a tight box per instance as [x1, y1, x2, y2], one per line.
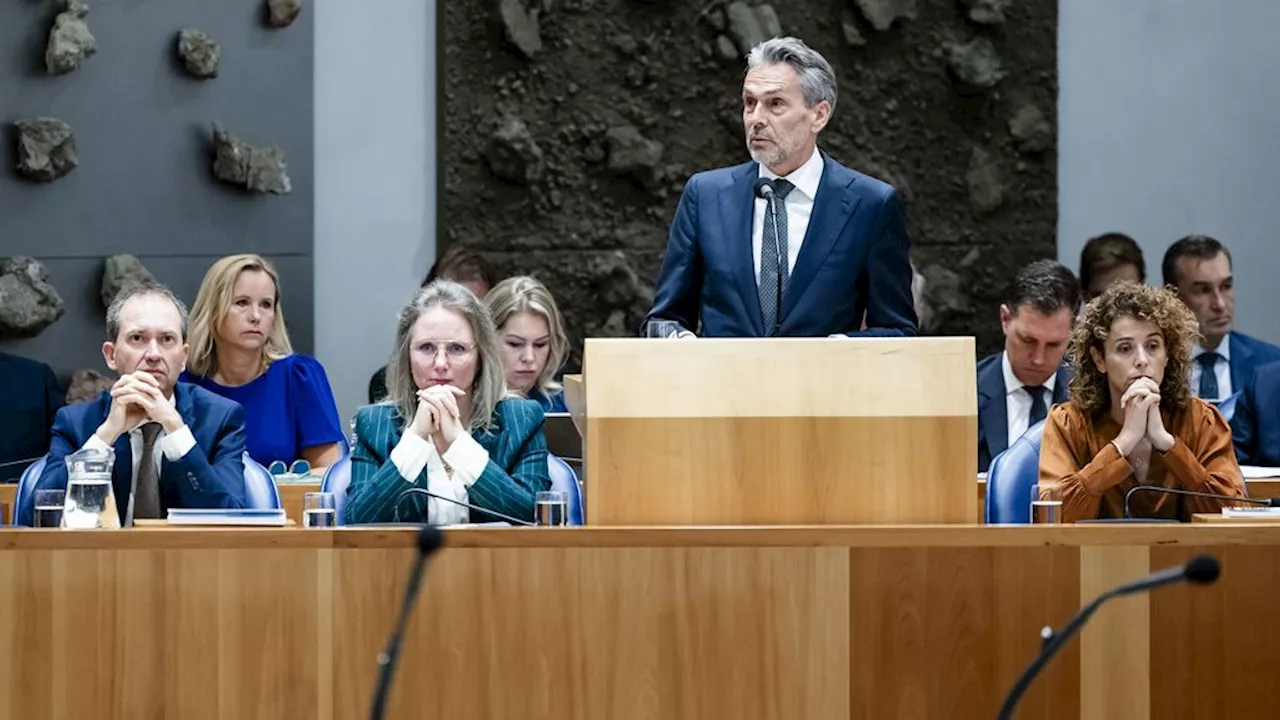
[166, 508, 288, 526]
[1241, 466, 1280, 479]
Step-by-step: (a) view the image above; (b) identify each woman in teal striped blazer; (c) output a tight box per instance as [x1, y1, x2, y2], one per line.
[345, 281, 551, 524]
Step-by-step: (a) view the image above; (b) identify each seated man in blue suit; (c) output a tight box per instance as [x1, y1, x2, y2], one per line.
[19, 283, 247, 526]
[646, 37, 917, 338]
[1231, 360, 1280, 466]
[0, 352, 62, 481]
[1162, 235, 1280, 410]
[977, 260, 1080, 472]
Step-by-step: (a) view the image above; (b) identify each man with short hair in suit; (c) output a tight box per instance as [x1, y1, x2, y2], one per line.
[645, 36, 917, 338]
[977, 260, 1081, 472]
[0, 352, 62, 481]
[1230, 360, 1280, 467]
[1162, 235, 1280, 411]
[18, 283, 247, 526]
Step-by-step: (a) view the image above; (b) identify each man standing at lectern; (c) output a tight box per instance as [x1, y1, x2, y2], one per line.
[646, 37, 917, 338]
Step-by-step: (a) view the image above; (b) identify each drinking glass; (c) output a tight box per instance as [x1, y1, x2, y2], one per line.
[303, 492, 337, 528]
[644, 320, 682, 339]
[1031, 484, 1063, 524]
[535, 490, 569, 527]
[34, 489, 65, 528]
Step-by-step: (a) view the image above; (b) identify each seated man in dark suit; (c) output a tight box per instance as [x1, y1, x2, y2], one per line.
[0, 352, 62, 481]
[977, 260, 1081, 472]
[1230, 360, 1280, 466]
[18, 283, 247, 526]
[1163, 235, 1280, 410]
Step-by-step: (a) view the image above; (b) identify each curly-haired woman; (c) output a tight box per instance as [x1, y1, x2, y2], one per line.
[1038, 282, 1244, 522]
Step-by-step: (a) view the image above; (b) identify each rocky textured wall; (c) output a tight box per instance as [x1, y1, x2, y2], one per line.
[441, 0, 1057, 367]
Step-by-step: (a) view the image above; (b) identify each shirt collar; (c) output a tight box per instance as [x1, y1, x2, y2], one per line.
[757, 146, 824, 201]
[1002, 351, 1057, 396]
[1193, 335, 1231, 361]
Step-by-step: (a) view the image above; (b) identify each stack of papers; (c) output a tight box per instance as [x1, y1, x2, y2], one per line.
[1221, 506, 1280, 518]
[1241, 466, 1280, 479]
[166, 508, 288, 526]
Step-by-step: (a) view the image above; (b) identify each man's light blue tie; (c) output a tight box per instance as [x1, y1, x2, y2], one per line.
[758, 179, 795, 333]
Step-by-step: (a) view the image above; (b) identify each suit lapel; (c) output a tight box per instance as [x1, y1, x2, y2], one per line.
[977, 360, 1008, 461]
[1052, 365, 1071, 405]
[720, 165, 765, 336]
[781, 155, 861, 320]
[1229, 333, 1248, 392]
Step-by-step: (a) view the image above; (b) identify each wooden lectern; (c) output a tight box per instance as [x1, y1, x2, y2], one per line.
[566, 337, 977, 525]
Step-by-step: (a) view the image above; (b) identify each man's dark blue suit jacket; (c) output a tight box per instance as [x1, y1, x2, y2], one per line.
[0, 352, 61, 481]
[976, 352, 1071, 473]
[1231, 358, 1280, 466]
[646, 153, 918, 337]
[20, 382, 247, 525]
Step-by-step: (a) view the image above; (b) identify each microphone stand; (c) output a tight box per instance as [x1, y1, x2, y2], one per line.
[393, 487, 535, 527]
[1123, 485, 1275, 519]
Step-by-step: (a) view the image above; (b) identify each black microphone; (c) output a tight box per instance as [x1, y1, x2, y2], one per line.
[0, 455, 44, 470]
[753, 176, 774, 199]
[1123, 485, 1277, 519]
[369, 526, 444, 720]
[995, 554, 1220, 720]
[393, 487, 536, 527]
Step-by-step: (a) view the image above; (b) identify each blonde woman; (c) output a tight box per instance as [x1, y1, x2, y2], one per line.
[181, 254, 345, 472]
[484, 276, 569, 412]
[345, 281, 550, 524]
[1039, 283, 1244, 522]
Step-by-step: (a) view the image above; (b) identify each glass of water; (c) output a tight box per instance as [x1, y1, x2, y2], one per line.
[34, 489, 65, 528]
[303, 492, 337, 528]
[535, 490, 569, 527]
[644, 319, 682, 339]
[1031, 484, 1064, 524]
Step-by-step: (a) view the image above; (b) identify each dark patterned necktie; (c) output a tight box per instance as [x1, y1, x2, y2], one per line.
[758, 179, 795, 332]
[1197, 352, 1221, 401]
[133, 423, 163, 520]
[1026, 385, 1048, 428]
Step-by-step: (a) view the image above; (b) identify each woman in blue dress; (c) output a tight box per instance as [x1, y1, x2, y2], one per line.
[484, 276, 569, 413]
[181, 254, 346, 473]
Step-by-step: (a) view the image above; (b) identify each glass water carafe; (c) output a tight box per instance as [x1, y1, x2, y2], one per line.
[63, 447, 120, 529]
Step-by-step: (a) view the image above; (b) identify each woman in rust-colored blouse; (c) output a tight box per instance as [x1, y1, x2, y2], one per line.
[1038, 283, 1244, 522]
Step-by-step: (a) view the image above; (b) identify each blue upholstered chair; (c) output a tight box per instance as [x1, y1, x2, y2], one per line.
[548, 453, 584, 526]
[12, 455, 48, 526]
[320, 454, 353, 525]
[985, 420, 1047, 524]
[242, 454, 282, 509]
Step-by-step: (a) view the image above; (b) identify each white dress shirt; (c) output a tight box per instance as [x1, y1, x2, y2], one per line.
[1002, 352, 1057, 445]
[81, 394, 196, 515]
[752, 146, 824, 283]
[1189, 339, 1232, 401]
[388, 429, 491, 525]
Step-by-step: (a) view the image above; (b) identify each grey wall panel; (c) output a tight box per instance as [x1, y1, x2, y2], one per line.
[0, 253, 312, 388]
[0, 0, 313, 258]
[1059, 0, 1280, 345]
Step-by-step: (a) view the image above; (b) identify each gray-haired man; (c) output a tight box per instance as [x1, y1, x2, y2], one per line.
[646, 36, 917, 338]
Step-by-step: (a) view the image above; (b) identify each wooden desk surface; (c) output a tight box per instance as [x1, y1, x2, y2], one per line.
[1, 524, 1278, 720]
[0, 480, 319, 525]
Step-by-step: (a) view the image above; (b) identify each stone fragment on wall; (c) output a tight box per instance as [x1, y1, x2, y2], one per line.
[14, 118, 78, 182]
[45, 1, 95, 75]
[211, 123, 292, 194]
[101, 255, 157, 308]
[178, 28, 221, 79]
[0, 257, 65, 337]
